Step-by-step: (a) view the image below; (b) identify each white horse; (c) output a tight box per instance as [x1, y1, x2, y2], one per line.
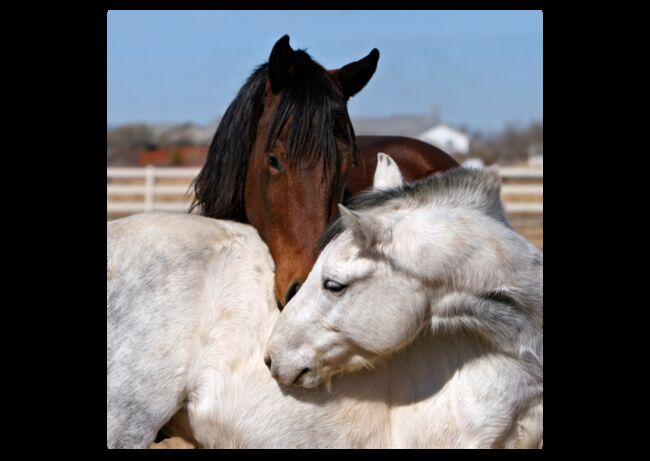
[107, 155, 542, 448]
[107, 213, 277, 448]
[266, 153, 543, 447]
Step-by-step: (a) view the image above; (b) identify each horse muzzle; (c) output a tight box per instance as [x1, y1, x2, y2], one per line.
[265, 351, 321, 388]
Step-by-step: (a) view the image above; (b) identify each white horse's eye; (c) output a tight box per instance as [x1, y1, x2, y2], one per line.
[323, 279, 347, 293]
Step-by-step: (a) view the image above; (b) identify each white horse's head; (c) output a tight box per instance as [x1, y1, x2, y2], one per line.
[265, 154, 540, 389]
[265, 153, 425, 387]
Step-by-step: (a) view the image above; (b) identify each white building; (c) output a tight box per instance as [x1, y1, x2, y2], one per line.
[462, 158, 484, 170]
[417, 124, 470, 156]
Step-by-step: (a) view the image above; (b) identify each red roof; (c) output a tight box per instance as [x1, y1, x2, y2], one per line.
[138, 146, 209, 167]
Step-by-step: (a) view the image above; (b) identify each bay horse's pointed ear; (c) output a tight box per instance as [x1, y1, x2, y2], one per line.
[337, 48, 380, 99]
[269, 35, 296, 93]
[373, 153, 404, 191]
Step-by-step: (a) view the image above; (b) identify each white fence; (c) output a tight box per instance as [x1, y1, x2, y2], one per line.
[107, 166, 543, 214]
[107, 166, 200, 213]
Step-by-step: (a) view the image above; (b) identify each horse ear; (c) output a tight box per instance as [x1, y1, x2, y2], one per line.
[337, 48, 379, 99]
[337, 204, 387, 249]
[482, 165, 502, 198]
[268, 35, 296, 93]
[338, 204, 359, 229]
[373, 153, 404, 191]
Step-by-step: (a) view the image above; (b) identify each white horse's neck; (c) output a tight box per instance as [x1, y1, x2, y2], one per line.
[379, 203, 543, 371]
[190, 303, 541, 448]
[388, 205, 538, 286]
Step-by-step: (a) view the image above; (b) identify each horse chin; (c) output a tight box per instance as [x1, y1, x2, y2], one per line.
[290, 352, 378, 390]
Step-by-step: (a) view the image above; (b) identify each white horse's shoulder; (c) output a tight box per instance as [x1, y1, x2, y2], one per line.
[108, 212, 269, 260]
[109, 212, 249, 239]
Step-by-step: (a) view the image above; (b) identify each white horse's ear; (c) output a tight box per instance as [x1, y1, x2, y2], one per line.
[373, 153, 404, 191]
[338, 204, 388, 248]
[338, 204, 363, 232]
[482, 165, 502, 197]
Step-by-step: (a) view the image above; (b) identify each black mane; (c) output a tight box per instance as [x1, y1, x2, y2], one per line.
[190, 50, 356, 221]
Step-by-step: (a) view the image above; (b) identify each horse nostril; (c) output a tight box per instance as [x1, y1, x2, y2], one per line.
[264, 354, 272, 369]
[285, 281, 301, 304]
[294, 367, 310, 384]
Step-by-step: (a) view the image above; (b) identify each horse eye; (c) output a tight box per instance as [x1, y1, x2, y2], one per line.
[323, 279, 347, 293]
[268, 154, 282, 172]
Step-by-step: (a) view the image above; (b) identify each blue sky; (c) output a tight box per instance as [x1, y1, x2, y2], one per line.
[108, 10, 542, 134]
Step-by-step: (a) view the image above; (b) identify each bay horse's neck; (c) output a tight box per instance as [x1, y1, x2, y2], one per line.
[346, 135, 459, 197]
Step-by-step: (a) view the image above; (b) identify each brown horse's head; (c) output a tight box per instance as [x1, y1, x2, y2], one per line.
[192, 35, 379, 307]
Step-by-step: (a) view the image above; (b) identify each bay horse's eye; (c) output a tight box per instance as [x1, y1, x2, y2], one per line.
[268, 154, 282, 173]
[323, 279, 347, 293]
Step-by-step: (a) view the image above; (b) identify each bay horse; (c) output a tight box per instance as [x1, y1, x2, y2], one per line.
[191, 35, 457, 307]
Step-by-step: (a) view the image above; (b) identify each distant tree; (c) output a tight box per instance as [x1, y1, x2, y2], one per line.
[107, 124, 155, 149]
[457, 124, 470, 135]
[468, 121, 542, 166]
[107, 124, 156, 166]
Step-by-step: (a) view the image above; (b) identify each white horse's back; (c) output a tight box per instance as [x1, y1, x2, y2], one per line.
[107, 212, 275, 448]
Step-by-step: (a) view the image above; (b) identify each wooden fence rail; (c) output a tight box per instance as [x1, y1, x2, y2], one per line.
[107, 166, 543, 214]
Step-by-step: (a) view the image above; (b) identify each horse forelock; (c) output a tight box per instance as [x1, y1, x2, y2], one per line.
[265, 51, 354, 177]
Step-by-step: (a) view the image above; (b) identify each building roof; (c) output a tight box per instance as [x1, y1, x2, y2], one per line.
[417, 124, 470, 155]
[351, 115, 438, 138]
